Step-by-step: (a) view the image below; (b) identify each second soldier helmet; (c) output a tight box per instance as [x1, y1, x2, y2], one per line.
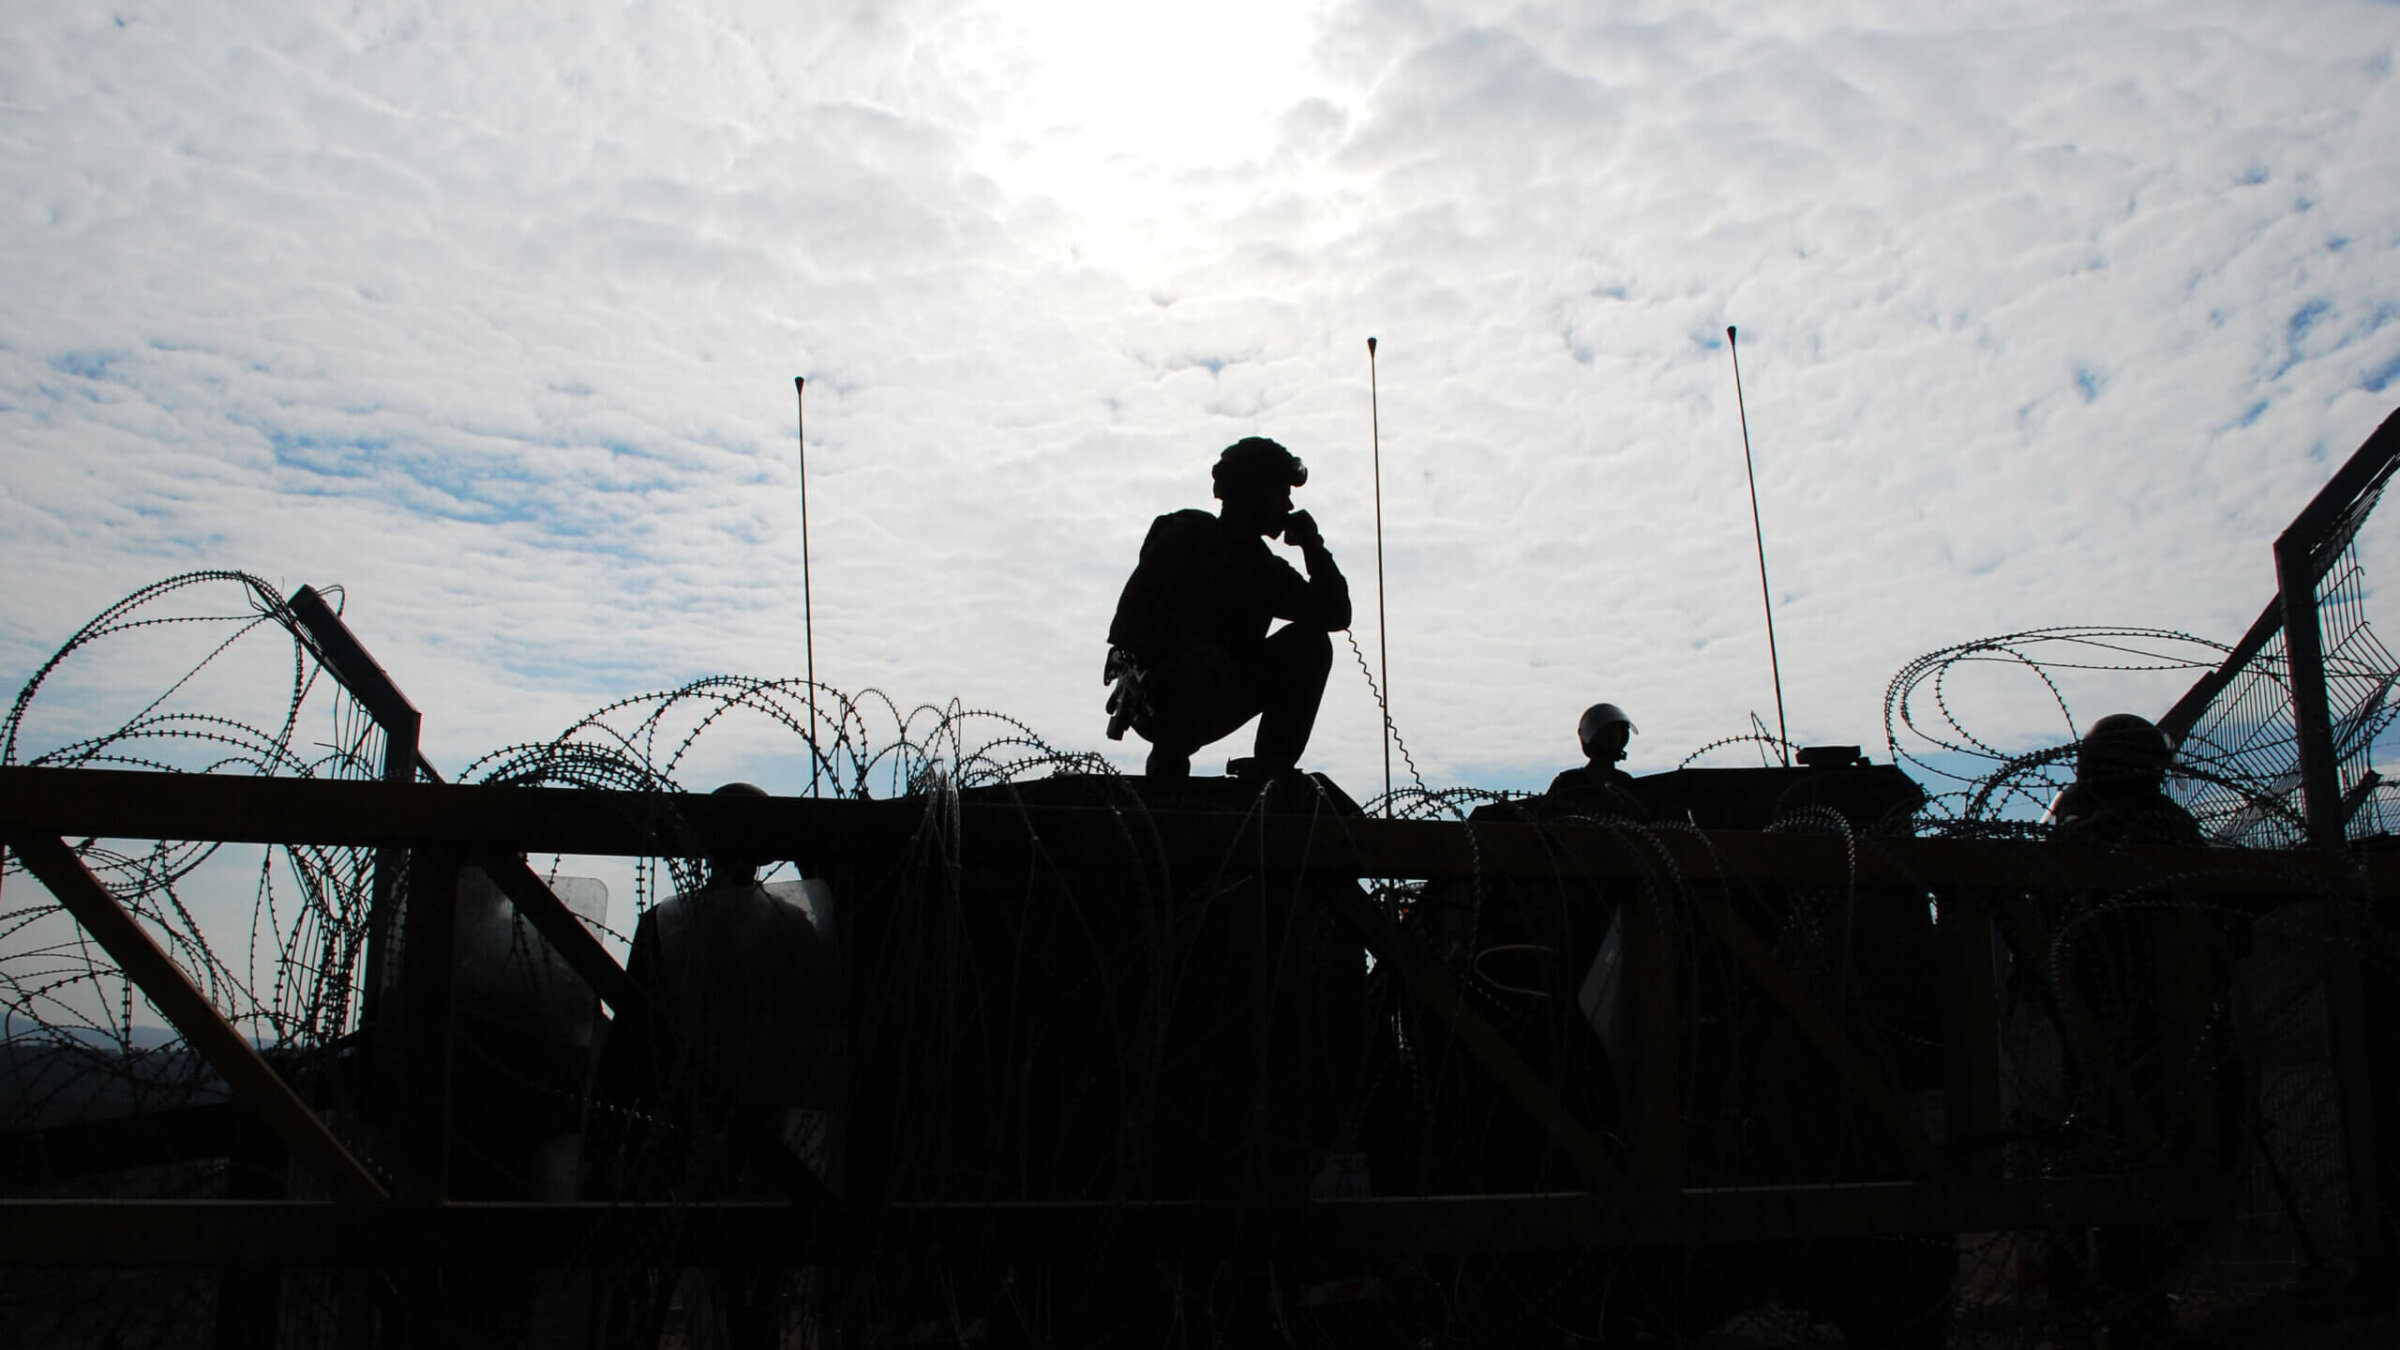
[1578, 703, 1637, 745]
[1212, 437, 1308, 498]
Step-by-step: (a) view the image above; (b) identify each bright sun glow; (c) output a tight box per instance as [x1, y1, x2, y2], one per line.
[968, 1, 1338, 274]
[1004, 0, 1329, 168]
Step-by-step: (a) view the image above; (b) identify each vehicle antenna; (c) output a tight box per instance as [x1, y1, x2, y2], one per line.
[1369, 336, 1393, 814]
[796, 376, 820, 797]
[1727, 326, 1791, 767]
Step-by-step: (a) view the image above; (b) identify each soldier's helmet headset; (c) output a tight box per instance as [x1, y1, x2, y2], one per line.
[1212, 437, 1308, 499]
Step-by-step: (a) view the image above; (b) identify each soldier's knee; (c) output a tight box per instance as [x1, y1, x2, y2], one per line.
[1311, 628, 1336, 670]
[1273, 625, 1333, 679]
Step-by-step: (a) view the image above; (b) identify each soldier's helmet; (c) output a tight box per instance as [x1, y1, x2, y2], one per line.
[1578, 703, 1637, 755]
[2078, 713, 2173, 789]
[706, 781, 771, 884]
[1212, 437, 1308, 498]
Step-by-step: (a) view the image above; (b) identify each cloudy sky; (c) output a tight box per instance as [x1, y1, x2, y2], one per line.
[6, 0, 2399, 796]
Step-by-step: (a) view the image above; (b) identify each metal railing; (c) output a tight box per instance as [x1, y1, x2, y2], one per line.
[3, 765, 2388, 1267]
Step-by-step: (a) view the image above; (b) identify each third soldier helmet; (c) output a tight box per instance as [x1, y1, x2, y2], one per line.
[2078, 712, 2172, 786]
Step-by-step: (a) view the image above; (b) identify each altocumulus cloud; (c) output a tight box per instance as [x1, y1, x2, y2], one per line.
[1, 0, 2397, 792]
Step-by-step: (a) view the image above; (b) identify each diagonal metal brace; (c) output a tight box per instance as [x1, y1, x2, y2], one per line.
[4, 831, 388, 1205]
[471, 851, 650, 1016]
[1686, 888, 1949, 1179]
[1314, 881, 1624, 1190]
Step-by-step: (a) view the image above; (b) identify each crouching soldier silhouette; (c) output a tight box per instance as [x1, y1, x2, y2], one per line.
[1105, 437, 1352, 780]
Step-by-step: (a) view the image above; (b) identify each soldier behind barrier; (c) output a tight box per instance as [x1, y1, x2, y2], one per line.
[1543, 702, 1645, 818]
[1104, 437, 1352, 780]
[2049, 712, 2202, 845]
[589, 782, 842, 1349]
[2043, 716, 2210, 1348]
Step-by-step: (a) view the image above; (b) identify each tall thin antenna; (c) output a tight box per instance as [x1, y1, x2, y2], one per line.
[1368, 336, 1392, 814]
[1727, 326, 1791, 768]
[795, 376, 820, 797]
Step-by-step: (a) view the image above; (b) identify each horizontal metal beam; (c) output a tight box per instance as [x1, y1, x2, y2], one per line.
[4, 767, 2393, 895]
[0, 1177, 2216, 1267]
[0, 1101, 271, 1184]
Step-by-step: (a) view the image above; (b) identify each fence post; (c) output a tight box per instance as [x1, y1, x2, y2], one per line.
[2267, 409, 2400, 1289]
[284, 585, 425, 1030]
[391, 848, 462, 1206]
[1620, 886, 1681, 1199]
[1941, 889, 2003, 1184]
[2274, 536, 2343, 849]
[2325, 922, 2393, 1286]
